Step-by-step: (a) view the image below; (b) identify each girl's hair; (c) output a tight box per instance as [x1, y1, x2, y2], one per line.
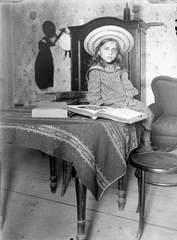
[89, 38, 124, 69]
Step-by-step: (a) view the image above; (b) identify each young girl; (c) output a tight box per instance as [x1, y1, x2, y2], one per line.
[84, 26, 154, 152]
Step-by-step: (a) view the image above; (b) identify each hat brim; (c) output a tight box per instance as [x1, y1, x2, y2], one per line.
[84, 25, 134, 56]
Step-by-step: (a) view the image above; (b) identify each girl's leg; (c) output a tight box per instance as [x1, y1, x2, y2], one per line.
[142, 129, 153, 149]
[136, 128, 153, 152]
[142, 129, 151, 143]
[129, 99, 154, 152]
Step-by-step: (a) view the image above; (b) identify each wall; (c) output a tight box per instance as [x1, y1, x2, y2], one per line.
[0, 0, 177, 107]
[0, 3, 14, 108]
[142, 1, 177, 104]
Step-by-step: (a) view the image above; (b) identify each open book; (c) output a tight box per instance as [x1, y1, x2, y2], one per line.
[65, 105, 148, 124]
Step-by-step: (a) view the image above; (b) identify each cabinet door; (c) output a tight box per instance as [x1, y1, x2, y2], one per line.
[128, 26, 147, 103]
[69, 17, 148, 102]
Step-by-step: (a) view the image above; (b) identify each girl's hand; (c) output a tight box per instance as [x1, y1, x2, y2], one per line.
[125, 97, 136, 107]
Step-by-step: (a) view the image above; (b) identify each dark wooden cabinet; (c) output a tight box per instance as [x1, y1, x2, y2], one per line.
[69, 17, 148, 103]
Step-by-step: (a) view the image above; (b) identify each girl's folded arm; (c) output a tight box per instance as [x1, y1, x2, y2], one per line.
[87, 70, 104, 105]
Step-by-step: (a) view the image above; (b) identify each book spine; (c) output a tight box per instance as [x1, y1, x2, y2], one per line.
[54, 91, 86, 101]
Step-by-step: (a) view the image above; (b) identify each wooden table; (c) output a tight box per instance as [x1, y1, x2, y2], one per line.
[0, 107, 142, 240]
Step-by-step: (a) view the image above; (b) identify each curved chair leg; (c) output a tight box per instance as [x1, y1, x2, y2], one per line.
[117, 176, 125, 211]
[136, 170, 146, 240]
[136, 169, 141, 213]
[0, 161, 3, 231]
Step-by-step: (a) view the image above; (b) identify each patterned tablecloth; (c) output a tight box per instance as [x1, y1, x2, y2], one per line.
[0, 107, 142, 200]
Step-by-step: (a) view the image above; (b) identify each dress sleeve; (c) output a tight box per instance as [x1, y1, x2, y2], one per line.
[87, 70, 104, 105]
[121, 71, 139, 97]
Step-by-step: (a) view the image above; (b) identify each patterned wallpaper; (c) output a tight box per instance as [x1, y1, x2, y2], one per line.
[142, 1, 177, 104]
[0, 6, 7, 108]
[0, 0, 177, 106]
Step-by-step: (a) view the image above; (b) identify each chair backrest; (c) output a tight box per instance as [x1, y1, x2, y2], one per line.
[69, 17, 148, 102]
[151, 76, 177, 114]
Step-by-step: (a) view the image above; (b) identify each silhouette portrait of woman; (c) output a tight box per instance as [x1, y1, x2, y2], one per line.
[35, 21, 64, 89]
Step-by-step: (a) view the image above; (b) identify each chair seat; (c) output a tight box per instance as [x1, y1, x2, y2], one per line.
[130, 151, 177, 173]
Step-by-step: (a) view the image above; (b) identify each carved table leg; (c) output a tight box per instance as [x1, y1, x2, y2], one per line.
[75, 177, 87, 240]
[49, 156, 57, 193]
[117, 176, 125, 211]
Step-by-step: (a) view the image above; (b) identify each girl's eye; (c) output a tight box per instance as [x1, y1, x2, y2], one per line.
[102, 46, 118, 52]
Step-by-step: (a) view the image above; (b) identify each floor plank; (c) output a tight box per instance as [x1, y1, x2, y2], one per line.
[0, 143, 177, 240]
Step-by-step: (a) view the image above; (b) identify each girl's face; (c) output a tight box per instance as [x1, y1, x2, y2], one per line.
[98, 41, 118, 63]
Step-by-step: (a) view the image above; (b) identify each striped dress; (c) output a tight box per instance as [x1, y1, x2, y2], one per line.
[87, 64, 154, 130]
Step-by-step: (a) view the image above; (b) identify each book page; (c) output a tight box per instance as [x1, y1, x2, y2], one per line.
[101, 108, 144, 119]
[78, 105, 110, 111]
[66, 105, 110, 119]
[66, 105, 147, 123]
[97, 107, 148, 124]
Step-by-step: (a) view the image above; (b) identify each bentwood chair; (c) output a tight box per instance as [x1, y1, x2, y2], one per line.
[0, 160, 3, 231]
[130, 150, 177, 240]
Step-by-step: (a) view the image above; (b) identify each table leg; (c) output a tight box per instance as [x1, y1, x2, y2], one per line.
[49, 156, 57, 193]
[117, 176, 125, 211]
[75, 177, 87, 240]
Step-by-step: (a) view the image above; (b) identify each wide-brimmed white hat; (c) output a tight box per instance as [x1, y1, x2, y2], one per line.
[84, 25, 134, 56]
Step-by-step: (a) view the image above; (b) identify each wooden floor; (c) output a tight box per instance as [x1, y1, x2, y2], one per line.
[0, 143, 177, 240]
